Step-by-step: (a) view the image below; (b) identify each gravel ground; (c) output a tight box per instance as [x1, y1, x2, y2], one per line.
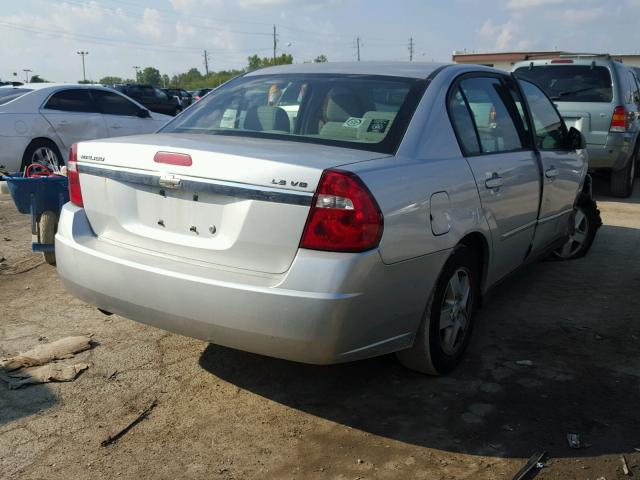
[1, 178, 639, 480]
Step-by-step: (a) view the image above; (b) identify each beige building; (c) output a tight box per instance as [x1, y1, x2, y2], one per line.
[452, 51, 640, 71]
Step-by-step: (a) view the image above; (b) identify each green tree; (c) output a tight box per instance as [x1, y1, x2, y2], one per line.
[247, 53, 293, 71]
[314, 54, 328, 63]
[30, 75, 47, 83]
[99, 76, 123, 85]
[138, 67, 162, 86]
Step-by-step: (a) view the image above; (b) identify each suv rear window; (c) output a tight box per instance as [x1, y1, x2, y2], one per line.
[160, 74, 426, 154]
[0, 88, 32, 105]
[514, 65, 613, 102]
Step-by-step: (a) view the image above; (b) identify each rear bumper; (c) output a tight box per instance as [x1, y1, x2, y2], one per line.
[586, 133, 634, 171]
[55, 203, 449, 364]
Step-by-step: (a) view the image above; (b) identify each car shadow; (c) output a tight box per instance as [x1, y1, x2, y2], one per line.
[199, 223, 640, 460]
[0, 380, 58, 427]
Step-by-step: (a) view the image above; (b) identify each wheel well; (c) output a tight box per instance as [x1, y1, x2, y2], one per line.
[459, 232, 489, 297]
[21, 137, 64, 169]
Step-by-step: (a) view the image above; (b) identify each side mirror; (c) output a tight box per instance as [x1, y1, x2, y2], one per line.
[567, 126, 586, 150]
[137, 108, 151, 118]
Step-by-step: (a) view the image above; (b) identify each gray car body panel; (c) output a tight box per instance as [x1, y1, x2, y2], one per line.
[56, 62, 586, 364]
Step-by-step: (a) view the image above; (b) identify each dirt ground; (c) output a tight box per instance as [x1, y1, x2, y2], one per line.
[1, 178, 639, 480]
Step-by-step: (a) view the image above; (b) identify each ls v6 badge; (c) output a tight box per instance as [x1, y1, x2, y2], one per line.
[271, 179, 308, 188]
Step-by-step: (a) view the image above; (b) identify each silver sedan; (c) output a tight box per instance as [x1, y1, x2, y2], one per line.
[55, 62, 599, 374]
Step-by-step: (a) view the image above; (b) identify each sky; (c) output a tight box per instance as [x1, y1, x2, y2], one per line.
[1, 0, 639, 83]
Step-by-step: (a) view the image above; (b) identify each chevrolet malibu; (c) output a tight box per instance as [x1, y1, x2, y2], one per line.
[55, 62, 600, 374]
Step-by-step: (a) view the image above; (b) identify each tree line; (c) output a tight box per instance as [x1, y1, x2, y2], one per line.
[98, 53, 327, 89]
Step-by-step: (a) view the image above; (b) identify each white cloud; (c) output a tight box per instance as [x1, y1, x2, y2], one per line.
[506, 0, 565, 8]
[137, 8, 162, 38]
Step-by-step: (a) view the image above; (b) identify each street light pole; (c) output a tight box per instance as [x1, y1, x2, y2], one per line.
[133, 66, 140, 82]
[23, 69, 32, 83]
[77, 51, 89, 82]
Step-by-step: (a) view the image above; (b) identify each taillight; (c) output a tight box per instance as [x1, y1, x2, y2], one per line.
[300, 169, 383, 252]
[610, 106, 628, 132]
[154, 151, 192, 166]
[488, 105, 497, 128]
[67, 143, 83, 207]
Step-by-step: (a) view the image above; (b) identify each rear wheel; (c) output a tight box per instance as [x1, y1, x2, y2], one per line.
[21, 139, 63, 173]
[397, 245, 479, 375]
[610, 155, 635, 197]
[38, 211, 58, 266]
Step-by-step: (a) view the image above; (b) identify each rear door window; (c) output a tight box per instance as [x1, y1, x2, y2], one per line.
[458, 76, 526, 153]
[448, 89, 481, 155]
[514, 65, 613, 102]
[92, 89, 141, 116]
[43, 89, 97, 112]
[519, 80, 569, 150]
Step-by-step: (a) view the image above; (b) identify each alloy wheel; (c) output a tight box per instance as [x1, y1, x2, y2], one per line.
[439, 267, 472, 355]
[555, 207, 588, 259]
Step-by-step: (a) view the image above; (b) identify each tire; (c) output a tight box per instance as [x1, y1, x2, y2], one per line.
[610, 155, 635, 197]
[174, 107, 182, 116]
[397, 244, 480, 375]
[21, 139, 63, 173]
[552, 196, 601, 260]
[38, 211, 58, 266]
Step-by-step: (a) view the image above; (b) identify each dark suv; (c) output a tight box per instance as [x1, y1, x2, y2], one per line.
[163, 88, 192, 108]
[114, 84, 181, 116]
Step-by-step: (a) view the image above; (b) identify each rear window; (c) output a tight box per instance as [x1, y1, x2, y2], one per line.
[0, 88, 32, 106]
[160, 74, 426, 154]
[514, 65, 613, 102]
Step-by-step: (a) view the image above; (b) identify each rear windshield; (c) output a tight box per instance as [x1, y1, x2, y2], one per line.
[514, 65, 613, 102]
[0, 88, 33, 105]
[160, 74, 427, 154]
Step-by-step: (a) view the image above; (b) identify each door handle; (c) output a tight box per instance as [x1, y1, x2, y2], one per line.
[110, 124, 122, 129]
[545, 167, 559, 179]
[485, 173, 504, 190]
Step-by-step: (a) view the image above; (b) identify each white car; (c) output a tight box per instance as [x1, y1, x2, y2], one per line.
[0, 83, 171, 173]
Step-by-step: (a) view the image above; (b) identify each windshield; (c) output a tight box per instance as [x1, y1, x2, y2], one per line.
[514, 65, 613, 102]
[0, 88, 33, 106]
[160, 74, 427, 154]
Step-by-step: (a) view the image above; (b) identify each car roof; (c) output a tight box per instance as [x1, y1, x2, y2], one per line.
[0, 83, 122, 92]
[245, 61, 450, 79]
[512, 58, 621, 69]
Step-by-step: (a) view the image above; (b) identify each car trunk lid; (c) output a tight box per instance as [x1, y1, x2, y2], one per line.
[76, 133, 388, 274]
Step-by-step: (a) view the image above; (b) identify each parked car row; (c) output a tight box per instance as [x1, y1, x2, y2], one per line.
[513, 54, 640, 197]
[55, 61, 601, 376]
[0, 83, 170, 173]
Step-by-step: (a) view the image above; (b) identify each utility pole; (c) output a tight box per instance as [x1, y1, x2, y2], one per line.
[408, 37, 414, 62]
[23, 69, 32, 83]
[203, 49, 210, 76]
[77, 51, 89, 82]
[356, 37, 361, 62]
[133, 66, 140, 82]
[273, 25, 277, 65]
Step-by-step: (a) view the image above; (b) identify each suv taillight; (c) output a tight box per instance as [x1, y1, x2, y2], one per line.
[610, 106, 628, 132]
[300, 169, 383, 252]
[67, 143, 83, 207]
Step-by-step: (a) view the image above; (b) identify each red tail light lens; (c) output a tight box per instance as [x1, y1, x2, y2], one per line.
[154, 151, 192, 166]
[610, 106, 628, 132]
[67, 143, 83, 207]
[300, 169, 383, 252]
